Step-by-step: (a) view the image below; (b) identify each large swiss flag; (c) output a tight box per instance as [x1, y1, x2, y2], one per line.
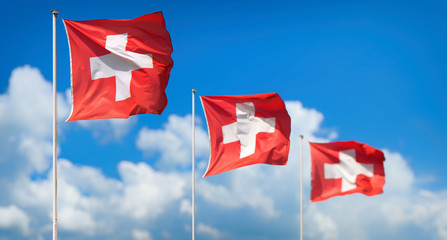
[309, 141, 386, 202]
[201, 93, 291, 177]
[63, 12, 173, 121]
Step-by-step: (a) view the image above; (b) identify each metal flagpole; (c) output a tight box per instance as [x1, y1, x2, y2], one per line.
[299, 135, 304, 240]
[51, 9, 59, 240]
[191, 88, 196, 240]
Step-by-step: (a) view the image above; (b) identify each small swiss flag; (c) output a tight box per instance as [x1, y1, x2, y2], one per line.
[309, 141, 385, 202]
[201, 93, 291, 177]
[63, 12, 173, 121]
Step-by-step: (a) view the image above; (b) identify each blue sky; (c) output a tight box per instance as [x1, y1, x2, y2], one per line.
[1, 1, 446, 240]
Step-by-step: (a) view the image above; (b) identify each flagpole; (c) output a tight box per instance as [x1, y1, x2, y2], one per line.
[299, 135, 304, 240]
[51, 9, 58, 240]
[191, 88, 196, 240]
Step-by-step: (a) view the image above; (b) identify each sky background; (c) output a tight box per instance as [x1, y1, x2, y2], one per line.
[1, 1, 446, 240]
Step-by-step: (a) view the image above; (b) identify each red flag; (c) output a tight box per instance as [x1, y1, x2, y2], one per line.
[63, 12, 173, 121]
[201, 93, 291, 177]
[309, 141, 385, 202]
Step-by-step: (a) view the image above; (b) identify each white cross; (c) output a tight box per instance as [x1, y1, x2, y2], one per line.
[222, 102, 276, 159]
[324, 149, 374, 192]
[89, 33, 153, 101]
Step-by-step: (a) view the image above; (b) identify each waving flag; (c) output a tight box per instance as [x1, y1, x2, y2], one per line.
[201, 93, 291, 177]
[63, 12, 173, 121]
[309, 141, 386, 202]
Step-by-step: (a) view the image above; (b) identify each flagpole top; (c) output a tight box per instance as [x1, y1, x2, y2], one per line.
[299, 135, 304, 139]
[51, 9, 59, 16]
[191, 88, 197, 94]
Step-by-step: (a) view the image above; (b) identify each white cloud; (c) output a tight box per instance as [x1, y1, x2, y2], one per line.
[58, 207, 97, 235]
[436, 206, 447, 239]
[197, 180, 242, 209]
[136, 114, 209, 169]
[58, 159, 122, 197]
[197, 166, 280, 219]
[378, 188, 447, 239]
[0, 65, 70, 178]
[286, 101, 337, 142]
[17, 136, 53, 173]
[161, 230, 173, 239]
[0, 205, 31, 235]
[11, 159, 189, 236]
[115, 161, 187, 220]
[132, 229, 153, 240]
[306, 205, 338, 240]
[1, 65, 70, 138]
[197, 223, 224, 239]
[76, 117, 137, 144]
[180, 198, 192, 215]
[12, 177, 52, 211]
[382, 149, 415, 193]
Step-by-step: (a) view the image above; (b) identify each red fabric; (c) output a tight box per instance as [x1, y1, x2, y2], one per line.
[63, 12, 173, 121]
[309, 141, 386, 202]
[201, 93, 291, 177]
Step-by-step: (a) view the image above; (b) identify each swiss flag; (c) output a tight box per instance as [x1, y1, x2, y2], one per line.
[63, 12, 173, 121]
[201, 93, 291, 177]
[309, 141, 386, 202]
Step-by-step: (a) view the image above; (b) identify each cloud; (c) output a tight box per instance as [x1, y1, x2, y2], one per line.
[58, 207, 97, 236]
[75, 117, 137, 144]
[196, 167, 280, 219]
[10, 159, 189, 237]
[0, 65, 70, 138]
[306, 205, 338, 240]
[197, 223, 224, 239]
[382, 149, 415, 193]
[0, 205, 31, 235]
[116, 161, 187, 220]
[0, 65, 70, 178]
[136, 114, 209, 169]
[379, 188, 447, 239]
[56, 160, 187, 233]
[132, 229, 153, 240]
[179, 198, 192, 215]
[161, 230, 173, 239]
[436, 205, 447, 239]
[286, 101, 337, 142]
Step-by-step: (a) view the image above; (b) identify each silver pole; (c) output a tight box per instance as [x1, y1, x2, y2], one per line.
[191, 88, 196, 240]
[51, 9, 58, 240]
[300, 135, 304, 240]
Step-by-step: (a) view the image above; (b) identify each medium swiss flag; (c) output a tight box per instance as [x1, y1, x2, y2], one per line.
[63, 12, 173, 121]
[309, 141, 385, 202]
[201, 93, 291, 177]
